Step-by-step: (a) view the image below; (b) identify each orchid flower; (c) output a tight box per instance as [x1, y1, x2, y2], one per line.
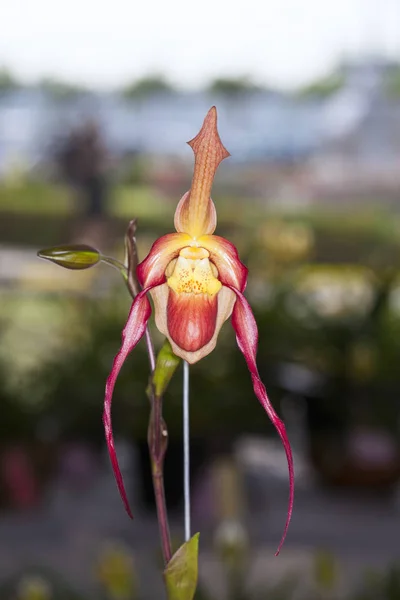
[104, 107, 294, 554]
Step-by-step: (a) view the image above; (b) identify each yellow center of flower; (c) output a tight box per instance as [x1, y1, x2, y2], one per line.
[166, 247, 222, 296]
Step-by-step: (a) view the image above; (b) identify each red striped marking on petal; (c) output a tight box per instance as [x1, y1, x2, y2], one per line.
[150, 283, 236, 364]
[103, 288, 153, 518]
[167, 290, 218, 352]
[175, 107, 229, 238]
[174, 190, 217, 236]
[227, 285, 294, 555]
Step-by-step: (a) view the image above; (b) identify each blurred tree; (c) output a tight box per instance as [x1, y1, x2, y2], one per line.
[386, 65, 400, 97]
[296, 70, 345, 98]
[207, 76, 262, 96]
[37, 77, 88, 101]
[122, 74, 174, 99]
[0, 68, 20, 95]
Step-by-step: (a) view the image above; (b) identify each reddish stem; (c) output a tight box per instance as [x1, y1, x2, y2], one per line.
[148, 395, 172, 564]
[125, 219, 172, 565]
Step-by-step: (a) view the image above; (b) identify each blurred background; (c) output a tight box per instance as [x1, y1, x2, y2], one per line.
[1, 0, 400, 598]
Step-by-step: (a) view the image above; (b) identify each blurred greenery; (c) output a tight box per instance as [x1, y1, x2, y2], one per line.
[3, 60, 400, 100]
[354, 565, 400, 600]
[0, 180, 73, 215]
[207, 77, 262, 96]
[0, 180, 400, 598]
[122, 75, 175, 100]
[0, 181, 167, 218]
[36, 77, 89, 100]
[4, 59, 400, 107]
[1, 549, 400, 600]
[0, 567, 85, 600]
[3, 180, 400, 251]
[1, 182, 400, 486]
[386, 66, 400, 98]
[296, 70, 345, 98]
[0, 67, 21, 94]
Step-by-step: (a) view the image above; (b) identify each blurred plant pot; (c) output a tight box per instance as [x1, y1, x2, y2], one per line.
[309, 428, 400, 490]
[58, 440, 100, 492]
[0, 441, 59, 510]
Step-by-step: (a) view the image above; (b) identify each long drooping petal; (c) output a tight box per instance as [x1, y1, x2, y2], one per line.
[137, 233, 191, 288]
[227, 286, 294, 556]
[103, 288, 153, 518]
[200, 235, 248, 291]
[174, 107, 230, 238]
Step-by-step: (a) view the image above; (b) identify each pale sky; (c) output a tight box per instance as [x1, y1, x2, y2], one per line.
[1, 0, 399, 89]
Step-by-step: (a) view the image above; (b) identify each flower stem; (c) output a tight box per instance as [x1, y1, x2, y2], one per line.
[183, 360, 191, 542]
[148, 395, 172, 564]
[124, 219, 171, 564]
[100, 255, 128, 279]
[125, 219, 156, 372]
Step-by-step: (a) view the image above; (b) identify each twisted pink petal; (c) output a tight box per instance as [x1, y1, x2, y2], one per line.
[227, 285, 294, 555]
[103, 288, 153, 518]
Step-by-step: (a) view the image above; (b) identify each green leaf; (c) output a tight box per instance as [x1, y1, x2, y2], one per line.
[152, 340, 181, 397]
[37, 244, 100, 270]
[164, 534, 199, 600]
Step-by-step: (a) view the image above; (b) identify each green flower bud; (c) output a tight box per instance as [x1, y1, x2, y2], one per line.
[152, 339, 181, 398]
[37, 244, 101, 270]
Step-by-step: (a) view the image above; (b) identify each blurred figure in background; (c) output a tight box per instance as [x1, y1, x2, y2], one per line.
[57, 119, 110, 245]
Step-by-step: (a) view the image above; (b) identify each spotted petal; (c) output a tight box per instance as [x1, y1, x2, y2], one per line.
[137, 233, 191, 288]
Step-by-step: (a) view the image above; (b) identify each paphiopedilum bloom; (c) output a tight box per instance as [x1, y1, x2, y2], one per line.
[104, 107, 294, 554]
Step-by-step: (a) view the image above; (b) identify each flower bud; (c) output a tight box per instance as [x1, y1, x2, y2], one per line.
[37, 244, 101, 270]
[152, 339, 181, 398]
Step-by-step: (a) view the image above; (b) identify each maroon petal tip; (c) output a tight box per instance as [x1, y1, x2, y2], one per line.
[229, 286, 294, 554]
